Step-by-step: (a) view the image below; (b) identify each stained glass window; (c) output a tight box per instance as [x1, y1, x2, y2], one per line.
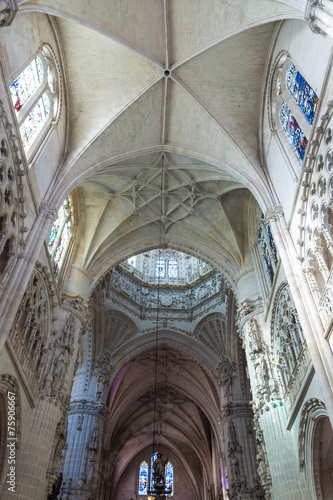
[128, 256, 137, 267]
[286, 63, 318, 125]
[19, 94, 50, 149]
[150, 453, 174, 495]
[48, 196, 73, 278]
[168, 259, 178, 278]
[165, 462, 174, 496]
[138, 461, 148, 495]
[9, 49, 57, 153]
[10, 56, 43, 111]
[150, 452, 158, 490]
[156, 259, 165, 278]
[280, 101, 308, 164]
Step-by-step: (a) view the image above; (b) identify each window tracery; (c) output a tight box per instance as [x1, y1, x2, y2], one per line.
[156, 258, 166, 278]
[0, 102, 27, 287]
[8, 269, 50, 394]
[9, 46, 60, 154]
[279, 101, 308, 163]
[286, 63, 318, 125]
[48, 196, 74, 278]
[297, 116, 333, 325]
[270, 54, 318, 166]
[138, 454, 174, 495]
[271, 283, 311, 412]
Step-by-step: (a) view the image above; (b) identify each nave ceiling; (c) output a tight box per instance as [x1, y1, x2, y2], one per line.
[13, 0, 302, 281]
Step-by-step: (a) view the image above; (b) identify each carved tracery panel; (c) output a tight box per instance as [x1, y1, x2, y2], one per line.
[297, 111, 333, 326]
[0, 101, 27, 288]
[8, 268, 51, 394]
[271, 283, 311, 412]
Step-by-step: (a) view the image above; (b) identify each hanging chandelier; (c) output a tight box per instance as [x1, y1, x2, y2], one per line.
[147, 156, 171, 500]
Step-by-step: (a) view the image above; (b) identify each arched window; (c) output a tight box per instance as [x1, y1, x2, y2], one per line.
[286, 63, 318, 125]
[279, 101, 308, 164]
[156, 259, 165, 278]
[257, 209, 278, 287]
[270, 54, 318, 167]
[165, 462, 174, 495]
[168, 259, 178, 278]
[48, 196, 74, 278]
[138, 461, 148, 495]
[9, 46, 59, 154]
[150, 452, 174, 495]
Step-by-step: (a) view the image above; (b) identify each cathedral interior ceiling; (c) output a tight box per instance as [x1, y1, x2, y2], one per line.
[16, 0, 300, 280]
[104, 346, 220, 487]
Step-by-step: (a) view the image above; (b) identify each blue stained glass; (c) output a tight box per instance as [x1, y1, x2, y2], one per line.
[286, 63, 318, 125]
[168, 259, 178, 278]
[265, 223, 278, 267]
[10, 56, 43, 111]
[280, 101, 308, 164]
[138, 461, 148, 495]
[151, 452, 158, 490]
[156, 259, 165, 278]
[150, 453, 174, 495]
[165, 462, 174, 495]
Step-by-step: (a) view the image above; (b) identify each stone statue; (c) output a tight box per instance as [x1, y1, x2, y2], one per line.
[153, 453, 168, 486]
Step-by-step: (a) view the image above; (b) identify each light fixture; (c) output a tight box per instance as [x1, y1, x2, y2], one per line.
[146, 156, 170, 500]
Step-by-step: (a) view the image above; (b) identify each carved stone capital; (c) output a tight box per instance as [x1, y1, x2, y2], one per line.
[68, 400, 109, 420]
[264, 204, 284, 225]
[40, 201, 58, 221]
[0, 0, 17, 27]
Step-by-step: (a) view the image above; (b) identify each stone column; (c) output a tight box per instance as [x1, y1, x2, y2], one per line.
[3, 311, 81, 500]
[266, 206, 333, 421]
[59, 401, 108, 499]
[220, 408, 264, 500]
[238, 311, 313, 499]
[1, 397, 65, 500]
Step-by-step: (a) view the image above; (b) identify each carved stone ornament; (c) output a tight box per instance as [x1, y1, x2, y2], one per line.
[68, 401, 108, 420]
[248, 317, 282, 412]
[216, 353, 236, 397]
[271, 283, 310, 413]
[0, 0, 17, 27]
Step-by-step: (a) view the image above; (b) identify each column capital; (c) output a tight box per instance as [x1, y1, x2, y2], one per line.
[40, 201, 58, 221]
[236, 297, 263, 331]
[0, 0, 17, 27]
[68, 400, 109, 420]
[264, 204, 284, 224]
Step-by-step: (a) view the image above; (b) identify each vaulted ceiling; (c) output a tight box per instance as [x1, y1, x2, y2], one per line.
[18, 0, 302, 281]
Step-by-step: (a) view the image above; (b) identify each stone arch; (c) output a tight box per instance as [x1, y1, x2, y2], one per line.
[299, 398, 333, 499]
[193, 312, 227, 356]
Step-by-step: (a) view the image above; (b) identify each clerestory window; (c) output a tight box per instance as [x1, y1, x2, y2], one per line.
[48, 196, 74, 278]
[9, 46, 59, 154]
[271, 55, 319, 167]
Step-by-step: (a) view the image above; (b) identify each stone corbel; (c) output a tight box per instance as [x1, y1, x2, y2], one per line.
[306, 0, 333, 37]
[0, 0, 17, 27]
